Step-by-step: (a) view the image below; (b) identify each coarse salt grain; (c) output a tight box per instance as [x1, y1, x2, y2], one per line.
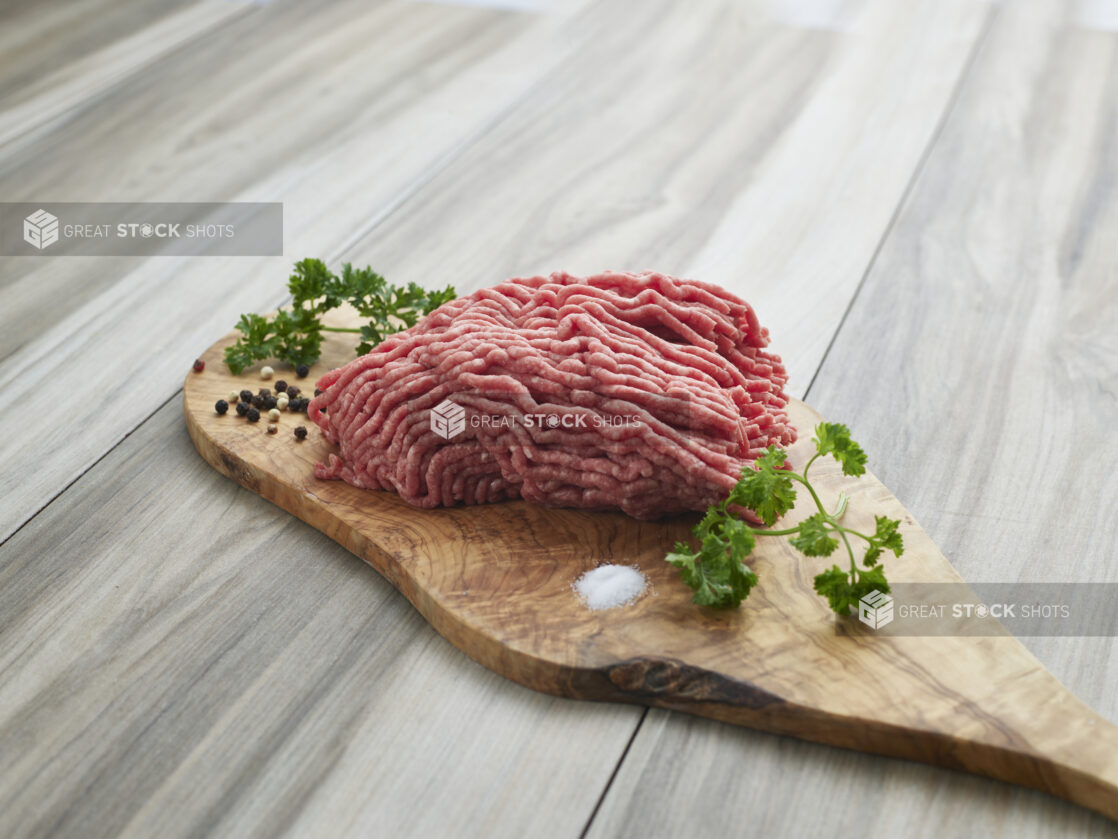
[573, 564, 647, 611]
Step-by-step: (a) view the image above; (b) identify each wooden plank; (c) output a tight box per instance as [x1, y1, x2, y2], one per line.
[184, 318, 1118, 820]
[0, 0, 594, 544]
[0, 0, 201, 105]
[0, 0, 254, 149]
[588, 1, 1118, 836]
[335, 0, 990, 391]
[0, 400, 640, 839]
[0, 1, 996, 836]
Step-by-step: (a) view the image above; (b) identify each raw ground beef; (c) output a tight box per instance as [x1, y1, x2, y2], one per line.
[308, 270, 795, 520]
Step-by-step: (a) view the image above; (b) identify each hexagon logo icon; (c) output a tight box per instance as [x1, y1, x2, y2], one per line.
[24, 209, 59, 250]
[858, 589, 894, 629]
[430, 398, 465, 439]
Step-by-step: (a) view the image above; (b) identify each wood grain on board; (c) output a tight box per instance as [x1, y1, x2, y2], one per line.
[590, 2, 1118, 837]
[184, 322, 1118, 823]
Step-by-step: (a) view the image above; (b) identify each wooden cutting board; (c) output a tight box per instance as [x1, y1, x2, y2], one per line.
[184, 321, 1118, 822]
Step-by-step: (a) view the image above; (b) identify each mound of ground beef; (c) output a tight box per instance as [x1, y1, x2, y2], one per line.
[308, 271, 795, 521]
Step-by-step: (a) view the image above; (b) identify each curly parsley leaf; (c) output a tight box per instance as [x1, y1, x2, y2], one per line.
[730, 445, 797, 526]
[224, 258, 456, 373]
[270, 307, 323, 367]
[814, 564, 890, 614]
[666, 521, 758, 609]
[286, 258, 338, 312]
[721, 517, 757, 559]
[789, 512, 840, 557]
[862, 515, 904, 567]
[666, 425, 904, 616]
[812, 565, 854, 612]
[812, 422, 868, 477]
[224, 313, 277, 375]
[872, 515, 904, 556]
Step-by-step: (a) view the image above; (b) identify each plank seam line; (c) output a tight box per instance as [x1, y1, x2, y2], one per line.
[802, 6, 997, 402]
[578, 707, 648, 839]
[0, 391, 176, 553]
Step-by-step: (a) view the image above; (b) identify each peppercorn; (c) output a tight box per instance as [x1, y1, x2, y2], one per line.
[267, 408, 281, 422]
[258, 387, 271, 396]
[296, 398, 310, 413]
[276, 395, 289, 411]
[236, 401, 250, 416]
[264, 396, 277, 411]
[227, 390, 240, 404]
[215, 399, 229, 415]
[296, 364, 309, 378]
[247, 407, 261, 422]
[193, 358, 205, 373]
[274, 380, 287, 393]
[251, 394, 266, 409]
[286, 386, 301, 398]
[314, 388, 322, 397]
[294, 425, 308, 440]
[240, 389, 253, 404]
[267, 423, 278, 435]
[261, 365, 274, 380]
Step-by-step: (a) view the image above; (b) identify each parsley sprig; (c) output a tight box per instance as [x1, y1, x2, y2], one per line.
[224, 258, 456, 374]
[665, 423, 904, 613]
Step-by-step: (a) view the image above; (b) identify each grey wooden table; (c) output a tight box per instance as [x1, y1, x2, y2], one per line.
[2, 0, 1116, 836]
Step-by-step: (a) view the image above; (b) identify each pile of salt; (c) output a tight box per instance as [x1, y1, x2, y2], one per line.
[573, 564, 647, 611]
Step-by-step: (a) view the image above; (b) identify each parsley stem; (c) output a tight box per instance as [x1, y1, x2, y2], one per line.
[839, 529, 858, 575]
[756, 495, 848, 538]
[756, 525, 801, 537]
[836, 526, 875, 544]
[320, 326, 363, 333]
[787, 472, 828, 518]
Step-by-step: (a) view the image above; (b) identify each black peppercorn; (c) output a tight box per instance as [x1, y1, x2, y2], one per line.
[239, 389, 253, 403]
[251, 394, 265, 409]
[247, 407, 261, 422]
[294, 425, 308, 440]
[286, 386, 301, 398]
[263, 395, 277, 410]
[215, 399, 229, 415]
[274, 380, 287, 393]
[314, 388, 322, 396]
[236, 401, 250, 416]
[296, 364, 309, 378]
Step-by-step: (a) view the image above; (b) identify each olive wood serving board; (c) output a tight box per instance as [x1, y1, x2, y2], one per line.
[184, 323, 1118, 822]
